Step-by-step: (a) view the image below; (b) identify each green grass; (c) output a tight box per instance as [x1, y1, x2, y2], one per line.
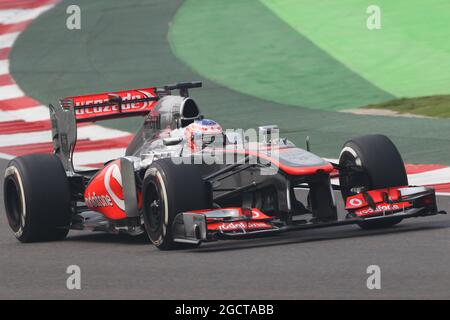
[366, 95, 450, 118]
[262, 0, 450, 98]
[169, 0, 393, 110]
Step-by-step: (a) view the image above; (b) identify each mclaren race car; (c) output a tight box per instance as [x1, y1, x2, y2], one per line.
[3, 82, 446, 249]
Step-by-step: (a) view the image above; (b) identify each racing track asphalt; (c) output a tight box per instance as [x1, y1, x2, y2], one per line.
[0, 158, 449, 300]
[1, 0, 449, 300]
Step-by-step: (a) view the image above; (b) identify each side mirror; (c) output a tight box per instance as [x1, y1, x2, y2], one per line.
[163, 137, 183, 146]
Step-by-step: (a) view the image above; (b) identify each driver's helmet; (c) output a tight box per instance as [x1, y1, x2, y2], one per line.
[185, 119, 223, 152]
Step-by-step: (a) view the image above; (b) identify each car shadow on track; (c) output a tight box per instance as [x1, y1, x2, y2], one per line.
[190, 221, 450, 253]
[61, 218, 450, 250]
[65, 232, 151, 245]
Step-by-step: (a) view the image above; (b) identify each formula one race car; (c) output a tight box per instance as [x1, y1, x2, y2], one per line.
[3, 82, 446, 249]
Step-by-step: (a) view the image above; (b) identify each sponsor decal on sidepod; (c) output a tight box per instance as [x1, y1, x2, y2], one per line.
[85, 193, 113, 208]
[84, 161, 127, 219]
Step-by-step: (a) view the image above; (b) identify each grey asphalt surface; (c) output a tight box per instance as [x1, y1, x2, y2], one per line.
[0, 158, 449, 299]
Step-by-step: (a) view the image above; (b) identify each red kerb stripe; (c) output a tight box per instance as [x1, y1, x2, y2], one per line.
[0, 48, 11, 60]
[0, 136, 133, 156]
[0, 21, 30, 35]
[405, 163, 448, 175]
[0, 0, 58, 10]
[428, 183, 450, 193]
[0, 74, 14, 86]
[0, 96, 41, 110]
[0, 119, 51, 134]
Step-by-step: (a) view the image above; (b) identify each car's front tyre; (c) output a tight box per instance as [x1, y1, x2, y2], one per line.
[339, 134, 408, 230]
[142, 159, 211, 250]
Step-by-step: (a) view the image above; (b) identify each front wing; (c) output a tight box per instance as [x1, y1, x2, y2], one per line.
[172, 186, 446, 244]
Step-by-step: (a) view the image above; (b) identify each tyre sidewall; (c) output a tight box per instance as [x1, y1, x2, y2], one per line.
[4, 165, 27, 239]
[142, 166, 170, 248]
[339, 135, 407, 229]
[142, 160, 210, 250]
[3, 155, 71, 242]
[339, 135, 408, 200]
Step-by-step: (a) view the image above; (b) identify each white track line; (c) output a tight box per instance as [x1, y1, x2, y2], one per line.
[0, 125, 131, 147]
[0, 105, 49, 122]
[0, 6, 54, 25]
[0, 84, 24, 101]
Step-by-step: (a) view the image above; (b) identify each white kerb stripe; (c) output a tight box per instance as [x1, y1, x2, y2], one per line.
[331, 169, 450, 188]
[0, 152, 14, 160]
[0, 32, 20, 50]
[77, 126, 131, 141]
[324, 157, 450, 186]
[0, 149, 126, 165]
[0, 60, 9, 76]
[0, 106, 50, 122]
[73, 148, 126, 166]
[408, 168, 450, 186]
[0, 84, 24, 101]
[0, 5, 54, 25]
[0, 125, 131, 147]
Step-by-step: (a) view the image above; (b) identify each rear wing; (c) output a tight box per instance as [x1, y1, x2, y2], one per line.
[49, 81, 202, 173]
[59, 81, 202, 123]
[60, 87, 159, 123]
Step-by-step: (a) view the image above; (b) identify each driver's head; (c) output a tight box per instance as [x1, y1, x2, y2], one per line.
[185, 119, 223, 152]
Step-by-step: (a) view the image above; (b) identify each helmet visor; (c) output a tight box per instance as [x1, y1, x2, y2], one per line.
[193, 132, 224, 149]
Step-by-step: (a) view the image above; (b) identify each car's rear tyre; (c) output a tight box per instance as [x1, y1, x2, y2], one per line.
[142, 159, 210, 250]
[4, 154, 71, 242]
[339, 134, 408, 230]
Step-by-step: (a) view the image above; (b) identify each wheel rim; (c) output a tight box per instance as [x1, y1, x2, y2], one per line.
[5, 176, 23, 231]
[144, 180, 164, 235]
[339, 149, 369, 198]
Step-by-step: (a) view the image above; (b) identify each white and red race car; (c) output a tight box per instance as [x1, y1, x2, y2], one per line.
[3, 82, 446, 250]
